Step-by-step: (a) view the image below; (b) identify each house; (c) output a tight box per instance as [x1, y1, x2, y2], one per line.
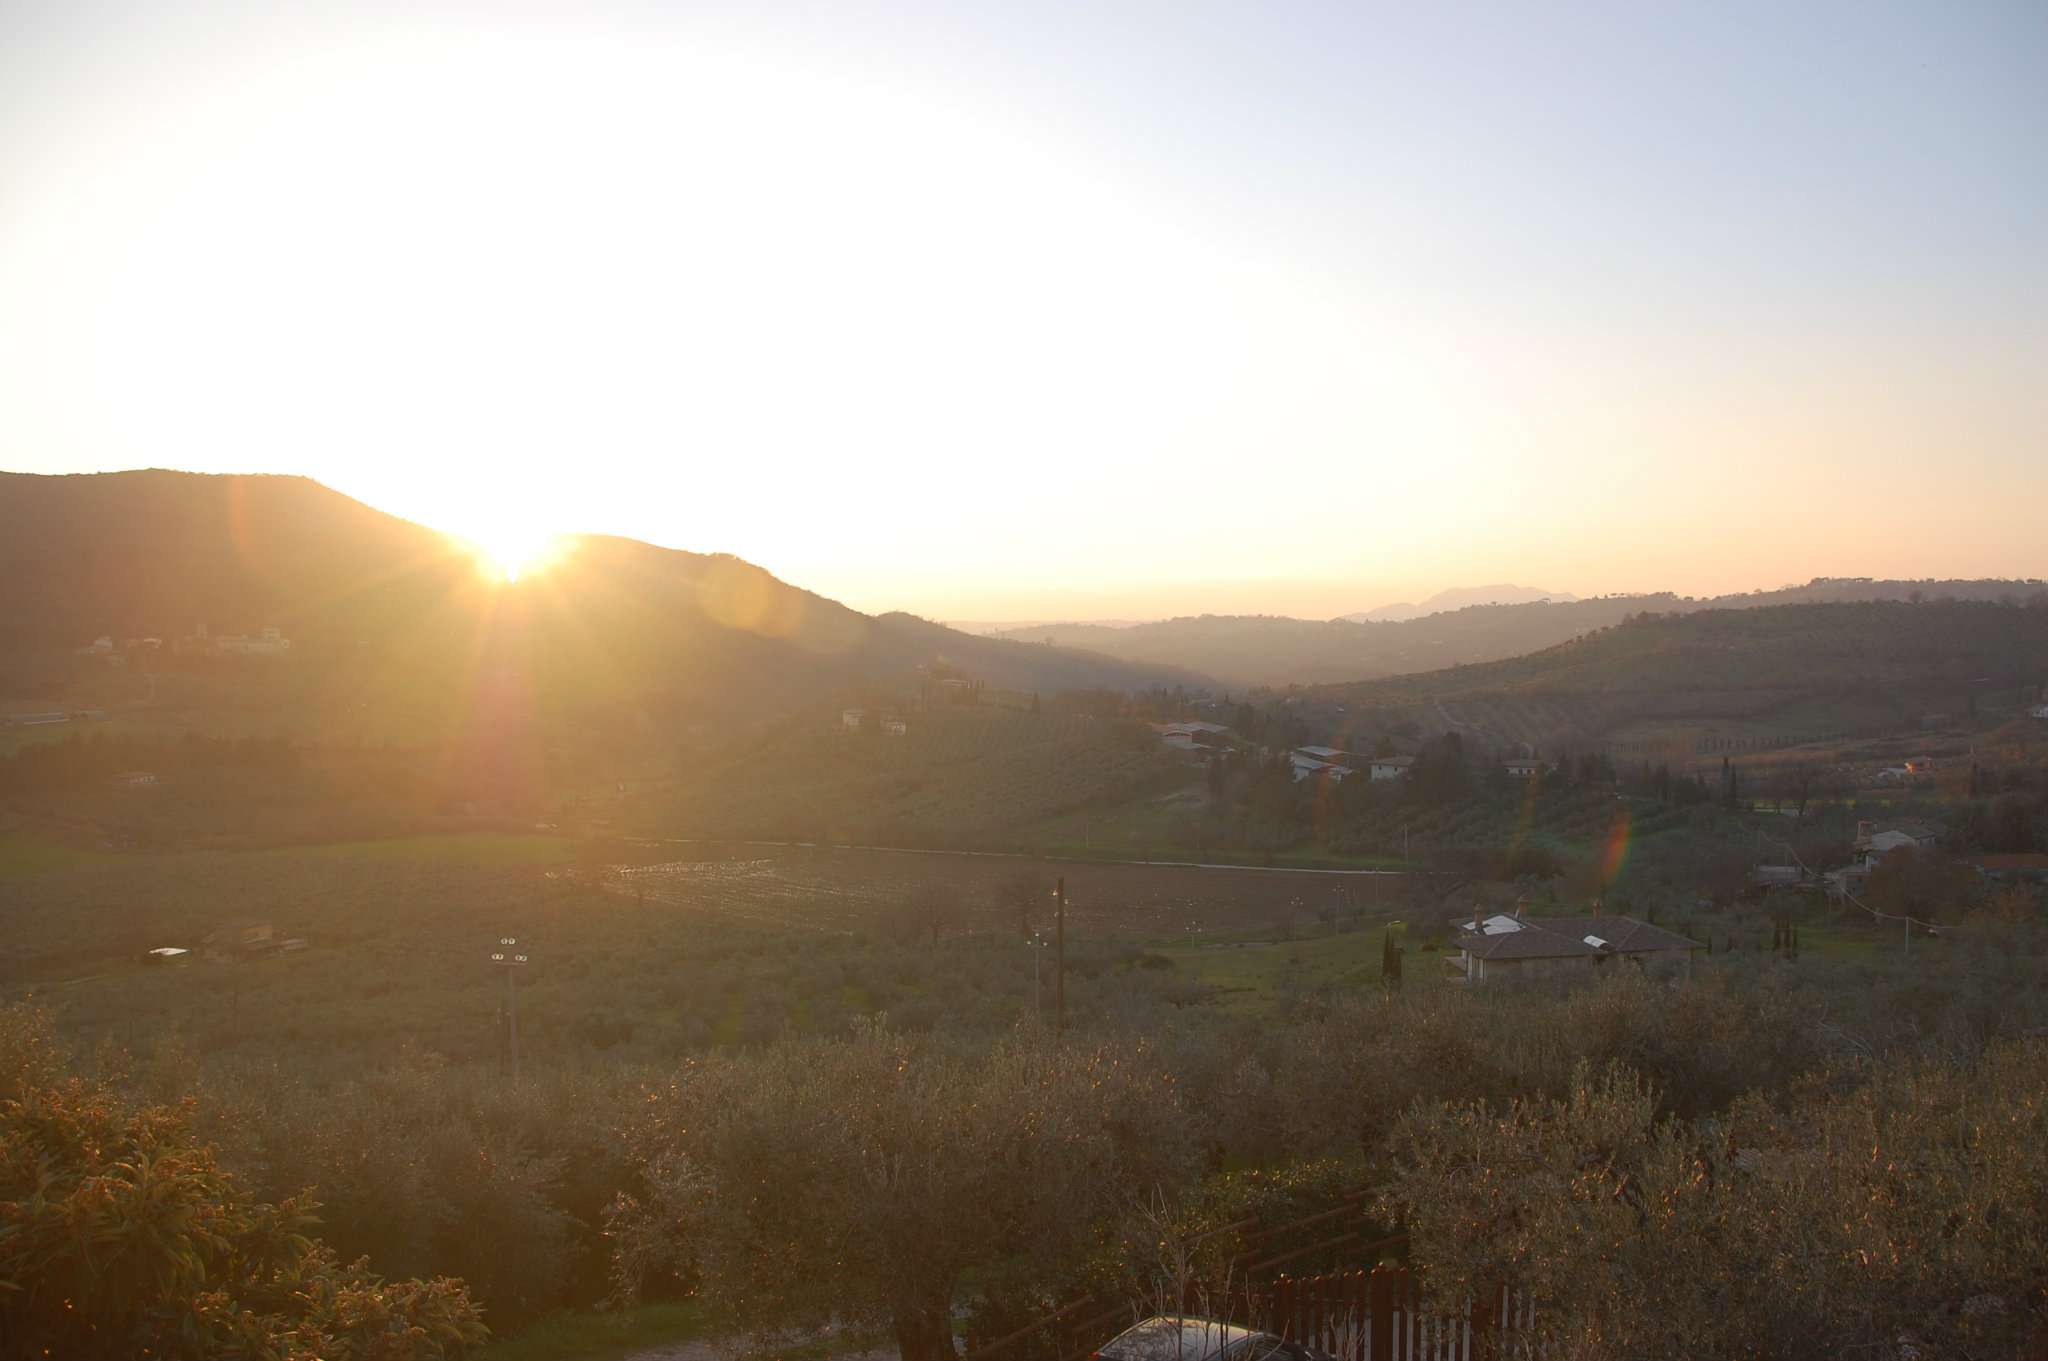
[881, 716, 908, 737]
[1447, 905, 1701, 983]
[1824, 862, 1872, 900]
[1503, 757, 1550, 779]
[842, 707, 866, 730]
[1288, 753, 1355, 783]
[1294, 744, 1367, 767]
[1155, 721, 1229, 752]
[110, 771, 160, 790]
[1854, 819, 1942, 866]
[1368, 755, 1415, 781]
[1875, 765, 1912, 783]
[2031, 704, 2048, 720]
[81, 635, 115, 656]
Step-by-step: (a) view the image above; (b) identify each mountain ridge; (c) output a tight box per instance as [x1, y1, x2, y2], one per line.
[0, 470, 1208, 734]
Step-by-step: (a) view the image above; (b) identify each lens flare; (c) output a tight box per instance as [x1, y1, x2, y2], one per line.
[1600, 806, 1632, 888]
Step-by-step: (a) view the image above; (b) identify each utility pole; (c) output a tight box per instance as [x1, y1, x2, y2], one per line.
[1030, 930, 1050, 1023]
[1054, 877, 1066, 1037]
[491, 936, 530, 1081]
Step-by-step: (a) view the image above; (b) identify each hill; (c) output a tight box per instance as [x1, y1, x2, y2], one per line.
[0, 470, 1202, 755]
[1309, 599, 2048, 756]
[995, 597, 1682, 687]
[1343, 583, 1575, 623]
[991, 579, 2048, 689]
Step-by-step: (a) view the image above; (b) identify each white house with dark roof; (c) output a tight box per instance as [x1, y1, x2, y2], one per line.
[1369, 754, 1415, 781]
[1156, 721, 1230, 752]
[1448, 906, 1700, 983]
[1288, 753, 1355, 783]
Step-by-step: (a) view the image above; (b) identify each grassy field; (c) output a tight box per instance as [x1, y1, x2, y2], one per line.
[1151, 926, 1428, 1012]
[476, 1303, 704, 1361]
[0, 831, 121, 878]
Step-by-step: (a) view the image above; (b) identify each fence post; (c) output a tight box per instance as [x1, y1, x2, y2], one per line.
[1369, 1266, 1394, 1361]
[1468, 1279, 1499, 1360]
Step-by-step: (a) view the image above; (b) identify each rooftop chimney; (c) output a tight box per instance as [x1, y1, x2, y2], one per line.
[1514, 896, 1527, 920]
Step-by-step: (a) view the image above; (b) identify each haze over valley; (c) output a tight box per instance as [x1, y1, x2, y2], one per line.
[5, 3, 2048, 1360]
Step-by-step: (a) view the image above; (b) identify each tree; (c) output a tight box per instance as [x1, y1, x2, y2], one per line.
[607, 1026, 1196, 1361]
[1381, 1049, 2048, 1360]
[0, 1004, 486, 1361]
[1865, 847, 1980, 928]
[895, 884, 968, 948]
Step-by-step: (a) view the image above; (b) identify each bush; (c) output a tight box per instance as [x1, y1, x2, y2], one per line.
[0, 1004, 487, 1361]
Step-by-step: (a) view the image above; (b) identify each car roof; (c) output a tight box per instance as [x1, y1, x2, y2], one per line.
[1097, 1316, 1264, 1361]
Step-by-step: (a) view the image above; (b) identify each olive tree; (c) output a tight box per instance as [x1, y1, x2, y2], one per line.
[608, 1022, 1198, 1360]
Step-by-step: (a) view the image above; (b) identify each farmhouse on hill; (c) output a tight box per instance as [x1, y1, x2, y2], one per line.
[1154, 720, 1229, 752]
[1854, 818, 1943, 864]
[1368, 754, 1415, 781]
[1503, 757, 1550, 779]
[1288, 752, 1355, 783]
[1448, 905, 1701, 983]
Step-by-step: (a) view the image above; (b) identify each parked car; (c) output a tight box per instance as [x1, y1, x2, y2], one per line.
[1092, 1316, 1334, 1361]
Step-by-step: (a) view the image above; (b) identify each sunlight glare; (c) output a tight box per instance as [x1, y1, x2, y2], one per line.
[468, 526, 568, 584]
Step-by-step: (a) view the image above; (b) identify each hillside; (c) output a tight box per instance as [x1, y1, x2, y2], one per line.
[1343, 583, 1575, 623]
[995, 597, 1680, 687]
[1311, 599, 2048, 755]
[992, 579, 2048, 689]
[0, 470, 1202, 748]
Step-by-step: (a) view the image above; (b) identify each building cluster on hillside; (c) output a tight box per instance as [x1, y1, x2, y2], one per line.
[842, 707, 908, 737]
[1154, 720, 1230, 752]
[1447, 901, 1701, 983]
[77, 634, 160, 662]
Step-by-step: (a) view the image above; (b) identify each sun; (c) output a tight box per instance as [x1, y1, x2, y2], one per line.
[467, 525, 569, 583]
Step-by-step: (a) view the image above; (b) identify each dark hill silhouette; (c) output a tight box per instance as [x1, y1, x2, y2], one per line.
[0, 471, 1203, 733]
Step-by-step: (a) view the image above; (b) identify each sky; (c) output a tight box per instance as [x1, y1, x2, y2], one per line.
[2, 0, 2044, 622]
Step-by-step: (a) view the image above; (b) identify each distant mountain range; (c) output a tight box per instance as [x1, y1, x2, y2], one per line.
[991, 579, 2048, 689]
[1341, 584, 1577, 623]
[0, 471, 1203, 741]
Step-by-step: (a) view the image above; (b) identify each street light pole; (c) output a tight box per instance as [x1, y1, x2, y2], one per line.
[490, 936, 530, 1081]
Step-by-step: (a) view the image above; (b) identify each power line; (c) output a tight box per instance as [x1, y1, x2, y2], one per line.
[1754, 825, 1940, 935]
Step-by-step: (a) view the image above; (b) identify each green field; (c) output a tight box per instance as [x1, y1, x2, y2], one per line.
[1152, 927, 1427, 1012]
[477, 1303, 704, 1361]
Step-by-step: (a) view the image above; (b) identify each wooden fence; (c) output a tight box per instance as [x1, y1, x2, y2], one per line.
[968, 1263, 1537, 1361]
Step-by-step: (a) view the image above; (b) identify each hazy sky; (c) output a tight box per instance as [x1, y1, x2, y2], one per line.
[3, 1, 2044, 620]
